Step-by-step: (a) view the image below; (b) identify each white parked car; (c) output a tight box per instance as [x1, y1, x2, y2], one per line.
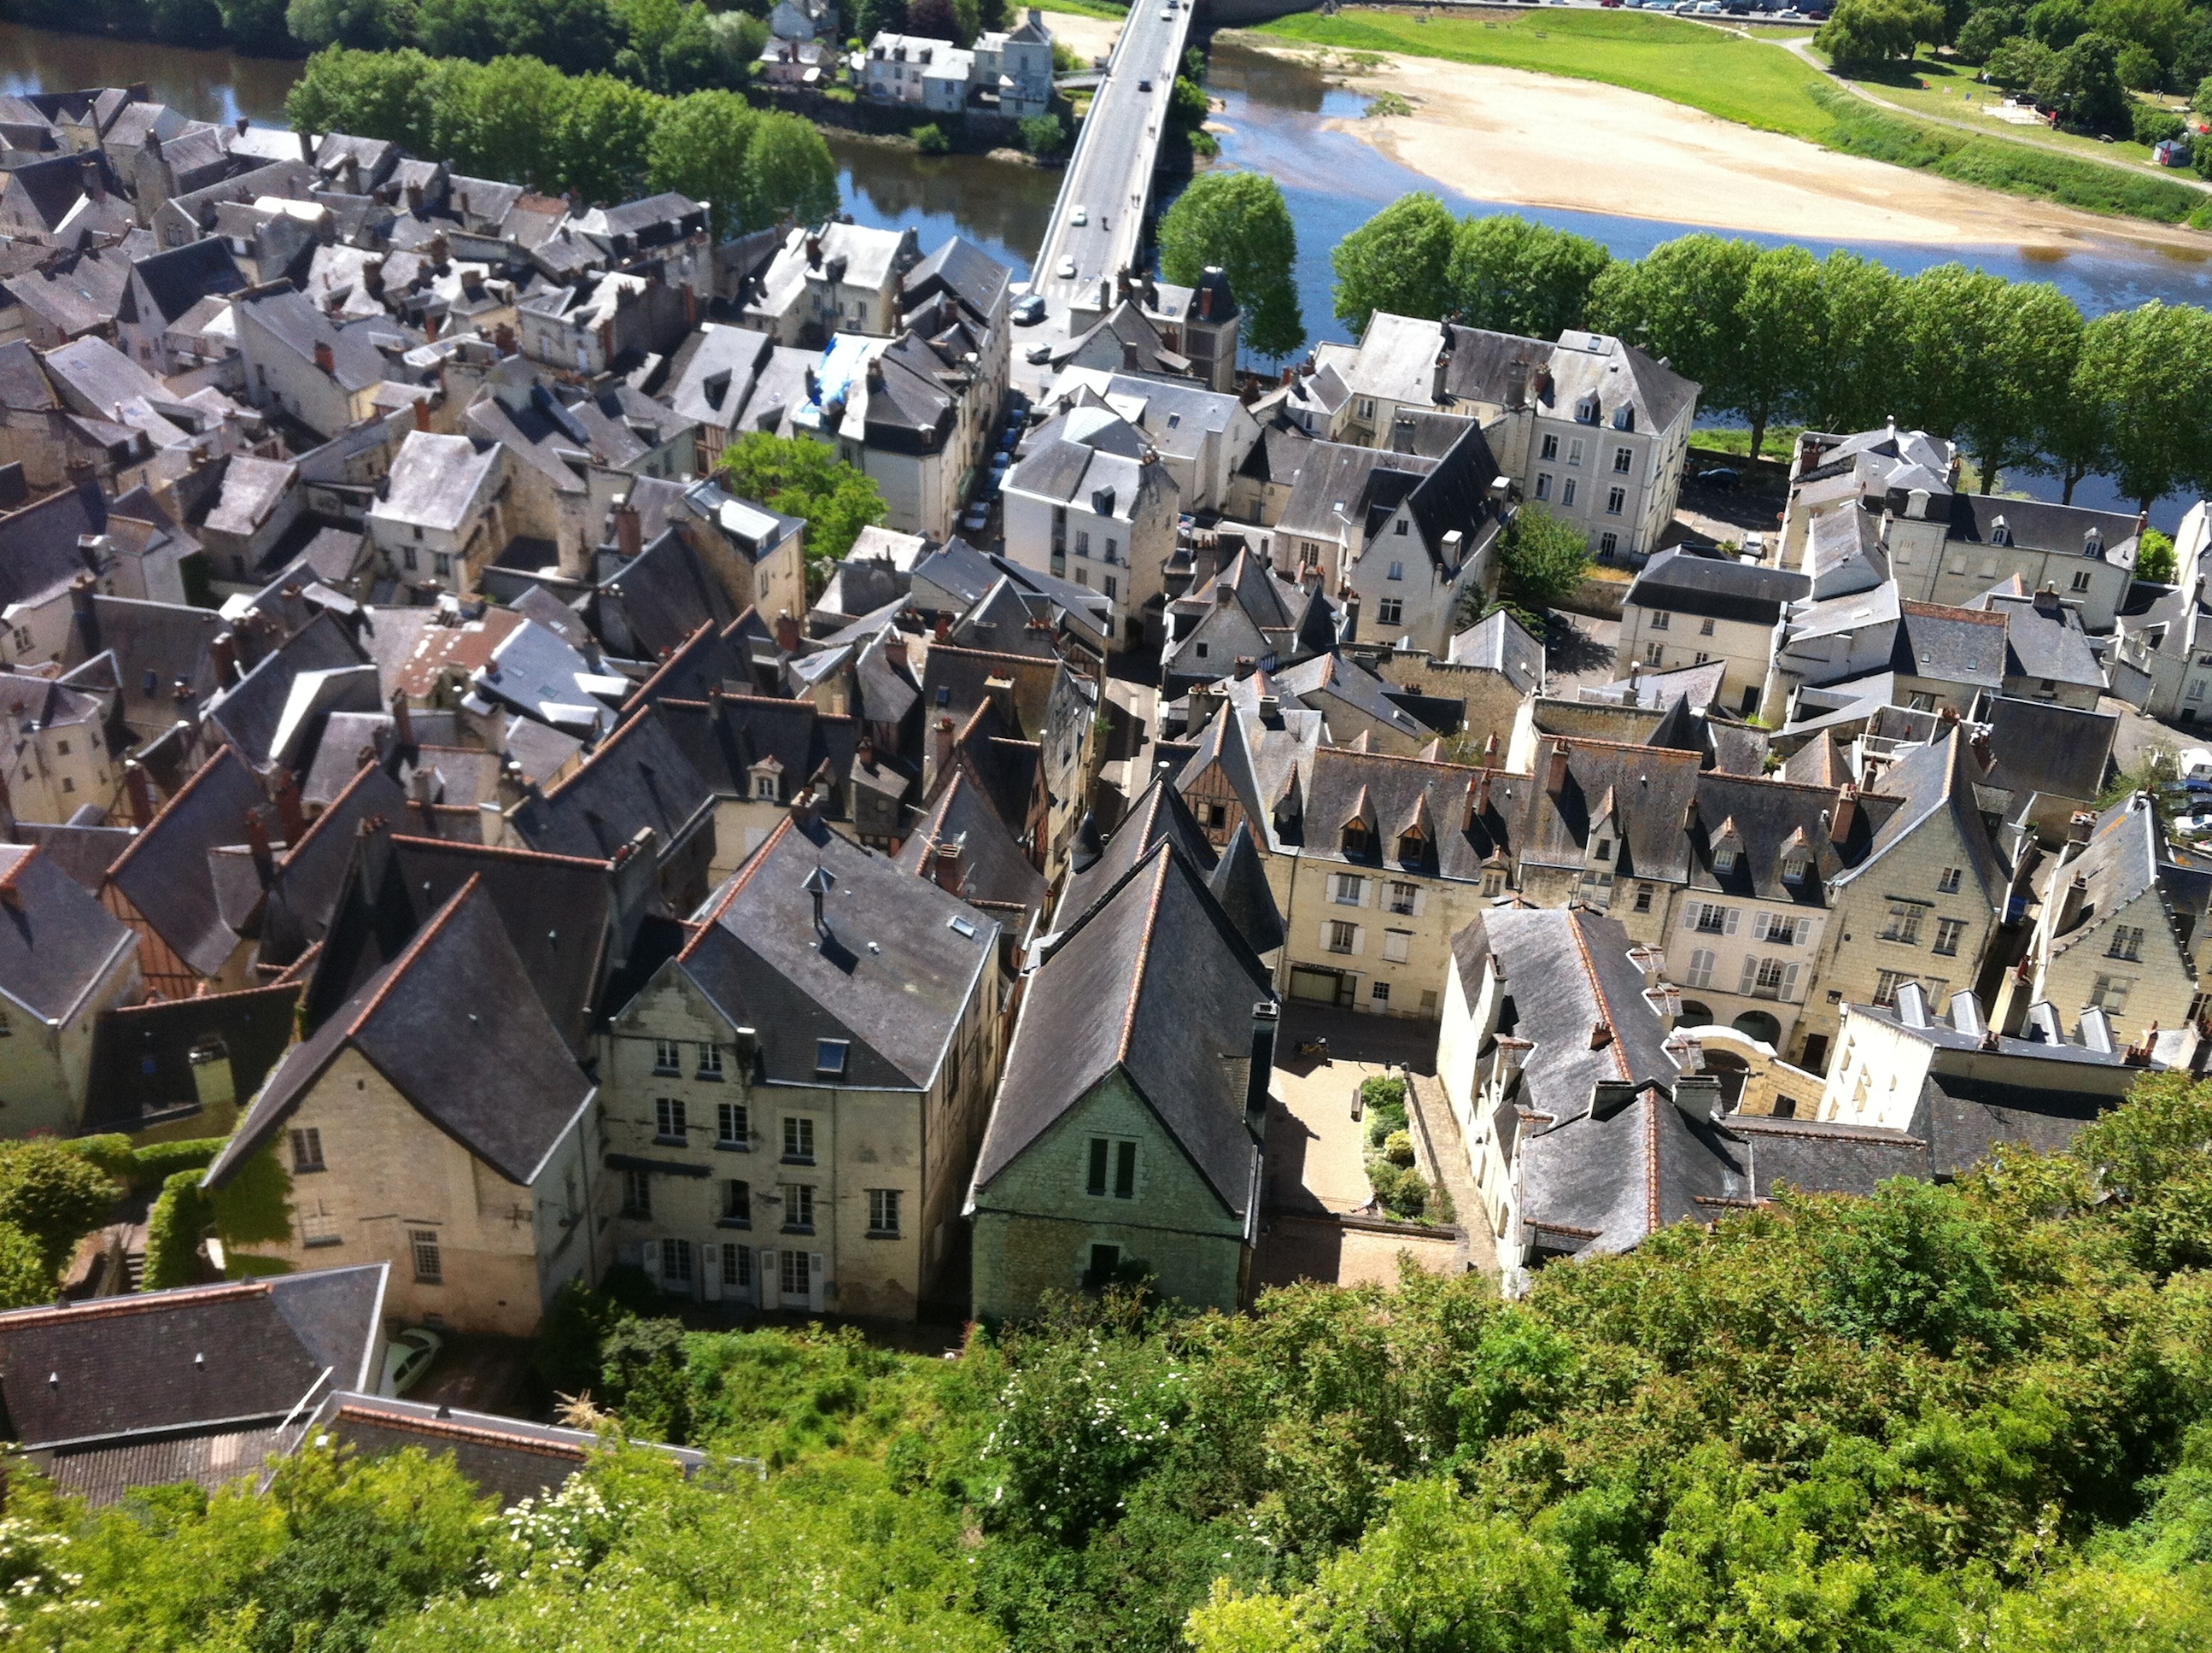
[1026, 342, 1055, 363]
[1056, 255, 1077, 278]
[1070, 204, 1088, 226]
[383, 1327, 442, 1396]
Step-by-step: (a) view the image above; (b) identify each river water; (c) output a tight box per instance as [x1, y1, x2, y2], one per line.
[4, 23, 2203, 520]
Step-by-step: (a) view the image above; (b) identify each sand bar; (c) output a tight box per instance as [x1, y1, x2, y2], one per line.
[1253, 43, 2212, 256]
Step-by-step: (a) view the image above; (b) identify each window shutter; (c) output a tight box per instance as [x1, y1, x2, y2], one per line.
[810, 1251, 825, 1310]
[641, 1243, 661, 1281]
[1682, 905, 1699, 931]
[760, 1249, 776, 1303]
[1753, 911, 1770, 941]
[1738, 955, 1758, 995]
[1783, 964, 1801, 1001]
[702, 1256, 722, 1302]
[1723, 907, 1741, 935]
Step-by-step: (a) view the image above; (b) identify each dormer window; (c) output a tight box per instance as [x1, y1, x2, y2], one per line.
[1397, 829, 1426, 862]
[1576, 395, 1599, 425]
[1612, 405, 1635, 431]
[1782, 854, 1810, 883]
[1593, 837, 1612, 862]
[1713, 846, 1739, 873]
[1342, 823, 1371, 857]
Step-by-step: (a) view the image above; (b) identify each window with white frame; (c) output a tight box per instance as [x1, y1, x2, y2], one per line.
[1535, 472, 1553, 501]
[1387, 561, 1404, 580]
[1383, 929, 1413, 964]
[1934, 917, 1968, 956]
[1606, 487, 1625, 515]
[1325, 920, 1359, 954]
[655, 1097, 686, 1142]
[717, 1101, 749, 1147]
[1699, 618, 1715, 636]
[1937, 866, 1962, 894]
[1650, 611, 1671, 631]
[2071, 570, 2092, 592]
[779, 1249, 812, 1298]
[2109, 924, 2145, 961]
[1372, 981, 1391, 1003]
[1633, 884, 1653, 912]
[652, 1038, 681, 1074]
[290, 1128, 325, 1174]
[1881, 905, 1924, 945]
[697, 1043, 723, 1079]
[782, 1117, 815, 1162]
[1644, 642, 1665, 665]
[2091, 973, 2133, 1015]
[1562, 479, 1577, 507]
[1600, 531, 1619, 556]
[1377, 599, 1403, 627]
[410, 1228, 442, 1284]
[1712, 845, 1739, 873]
[722, 1242, 752, 1289]
[1541, 433, 1559, 460]
[1873, 970, 1915, 1007]
[621, 1169, 651, 1216]
[299, 1202, 341, 1248]
[1388, 881, 1419, 915]
[1332, 873, 1365, 906]
[1689, 902, 1733, 935]
[1567, 437, 1584, 466]
[867, 1188, 902, 1236]
[660, 1238, 693, 1285]
[1612, 447, 1633, 473]
[1756, 913, 1803, 947]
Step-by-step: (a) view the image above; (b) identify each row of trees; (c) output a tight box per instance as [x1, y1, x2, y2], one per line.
[1156, 171, 1304, 362]
[12, 1075, 2212, 1650]
[1822, 0, 2212, 112]
[285, 48, 839, 235]
[1333, 196, 2212, 508]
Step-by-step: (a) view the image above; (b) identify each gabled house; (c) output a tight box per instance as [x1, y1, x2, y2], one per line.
[205, 876, 600, 1335]
[968, 835, 1278, 1318]
[1622, 548, 1808, 719]
[1000, 404, 1179, 651]
[100, 745, 278, 998]
[601, 814, 1004, 1319]
[0, 841, 142, 1135]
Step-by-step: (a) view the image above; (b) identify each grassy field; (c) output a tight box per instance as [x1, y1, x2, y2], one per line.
[1823, 49, 2174, 170]
[1259, 9, 1843, 141]
[1255, 9, 2212, 227]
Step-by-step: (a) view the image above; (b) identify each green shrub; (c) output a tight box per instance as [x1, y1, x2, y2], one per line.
[143, 1169, 209, 1292]
[1382, 1130, 1416, 1169]
[2133, 103, 2187, 145]
[0, 1140, 119, 1275]
[2141, 528, 2179, 582]
[0, 1219, 55, 1309]
[1019, 112, 1065, 154]
[913, 120, 950, 153]
[128, 1137, 225, 1187]
[1358, 1075, 1408, 1117]
[207, 1146, 293, 1246]
[1366, 1161, 1429, 1220]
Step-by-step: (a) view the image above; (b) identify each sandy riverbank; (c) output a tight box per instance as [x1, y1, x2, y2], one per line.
[1252, 42, 2210, 255]
[1039, 9, 1124, 67]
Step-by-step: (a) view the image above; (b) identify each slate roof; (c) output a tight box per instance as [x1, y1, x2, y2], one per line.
[103, 746, 276, 978]
[208, 876, 594, 1188]
[2048, 793, 2162, 962]
[1726, 1113, 1931, 1199]
[1911, 1073, 2108, 1176]
[0, 1265, 385, 1450]
[0, 843, 135, 1025]
[1892, 600, 2006, 688]
[81, 979, 302, 1134]
[304, 829, 619, 1058]
[899, 234, 1009, 325]
[1627, 548, 1809, 625]
[675, 815, 997, 1090]
[894, 765, 1048, 928]
[1979, 591, 2105, 690]
[972, 837, 1272, 1216]
[509, 703, 717, 862]
[1059, 773, 1218, 928]
[124, 237, 246, 326]
[1680, 772, 1895, 905]
[1448, 609, 1543, 695]
[1947, 493, 2140, 570]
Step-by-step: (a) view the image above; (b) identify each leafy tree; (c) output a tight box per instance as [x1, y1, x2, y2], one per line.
[740, 111, 841, 230]
[857, 0, 906, 37]
[285, 46, 448, 155]
[705, 8, 770, 76]
[1331, 192, 1456, 333]
[1817, 0, 1944, 70]
[647, 90, 760, 237]
[214, 0, 295, 50]
[2118, 39, 2164, 87]
[0, 1139, 117, 1277]
[2077, 300, 2212, 508]
[1905, 264, 2083, 492]
[286, 0, 411, 49]
[2028, 0, 2091, 44]
[2039, 30, 2133, 129]
[556, 73, 664, 206]
[1588, 233, 1756, 430]
[1955, 4, 2022, 59]
[908, 0, 960, 38]
[1158, 171, 1304, 362]
[1168, 75, 1208, 126]
[0, 1221, 53, 1310]
[2139, 527, 2178, 582]
[1735, 245, 1823, 463]
[1987, 32, 2056, 82]
[914, 121, 951, 154]
[1485, 505, 1591, 628]
[1802, 249, 1908, 433]
[1020, 113, 1067, 155]
[1445, 214, 1610, 342]
[719, 432, 886, 568]
[2135, 103, 2190, 144]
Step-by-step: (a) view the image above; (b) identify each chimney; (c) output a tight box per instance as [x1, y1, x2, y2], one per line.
[1544, 742, 1570, 795]
[805, 233, 822, 267]
[266, 770, 304, 847]
[245, 812, 275, 887]
[1246, 1001, 1278, 1121]
[389, 688, 415, 753]
[2057, 873, 2089, 934]
[210, 631, 238, 685]
[882, 633, 908, 674]
[929, 837, 963, 894]
[985, 672, 1015, 728]
[933, 613, 951, 643]
[171, 677, 196, 721]
[1830, 784, 1858, 845]
[313, 340, 335, 377]
[413, 396, 431, 432]
[2033, 583, 2061, 616]
[68, 573, 98, 654]
[933, 714, 957, 780]
[298, 128, 313, 162]
[802, 863, 835, 934]
[1671, 1074, 1723, 1124]
[774, 610, 801, 654]
[1122, 341, 1140, 372]
[124, 761, 154, 829]
[1431, 340, 1452, 404]
[2068, 809, 2095, 845]
[77, 155, 103, 202]
[493, 323, 515, 356]
[1589, 1020, 1613, 1052]
[614, 502, 642, 560]
[235, 115, 249, 138]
